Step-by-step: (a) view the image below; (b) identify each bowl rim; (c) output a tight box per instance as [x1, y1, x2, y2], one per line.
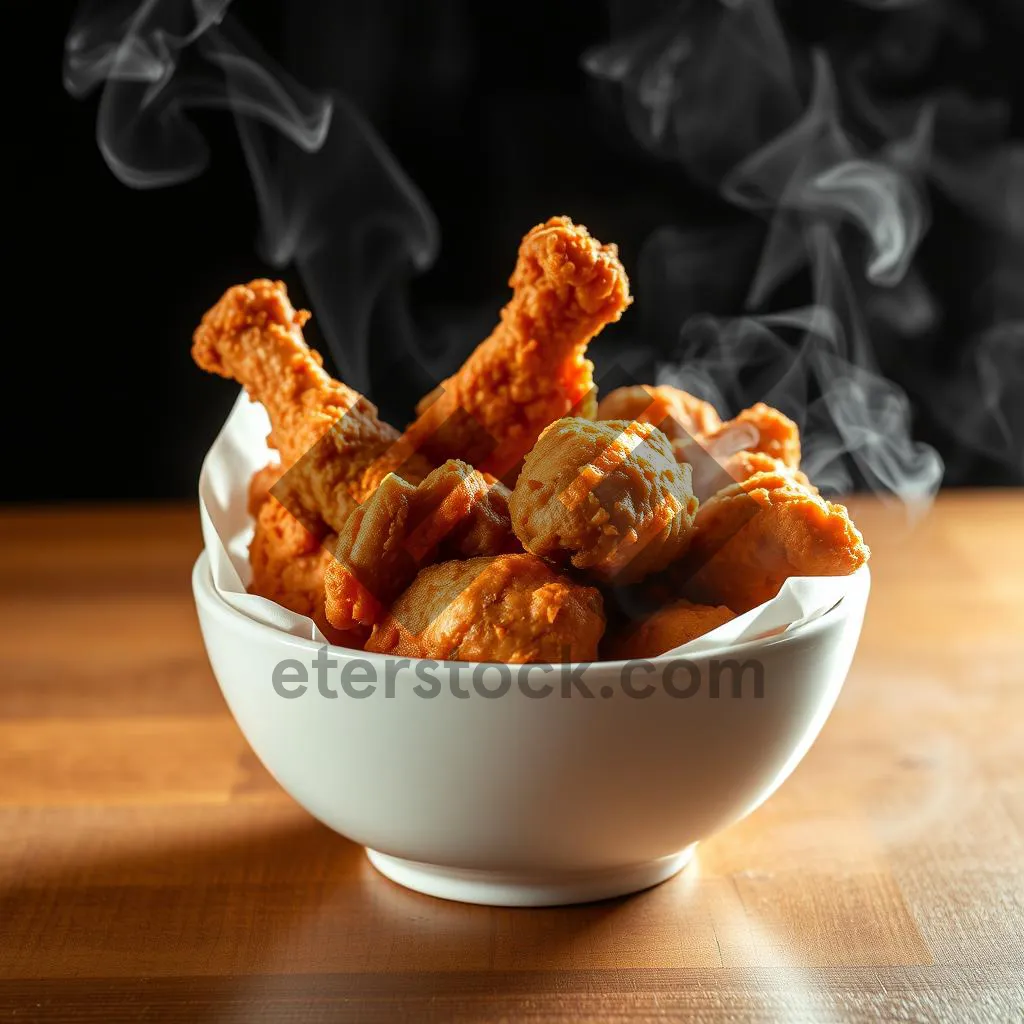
[192, 550, 870, 670]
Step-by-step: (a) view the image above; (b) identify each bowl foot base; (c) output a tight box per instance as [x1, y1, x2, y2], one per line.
[365, 845, 696, 907]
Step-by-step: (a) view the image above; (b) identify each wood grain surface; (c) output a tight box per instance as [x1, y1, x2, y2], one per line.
[1, 496, 1022, 1022]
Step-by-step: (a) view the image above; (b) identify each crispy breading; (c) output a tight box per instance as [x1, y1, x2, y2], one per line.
[193, 278, 431, 531]
[365, 554, 605, 663]
[720, 449, 816, 493]
[406, 217, 631, 480]
[604, 600, 736, 660]
[248, 496, 333, 618]
[679, 471, 869, 612]
[702, 403, 801, 469]
[247, 463, 285, 517]
[597, 388, 808, 495]
[324, 460, 519, 632]
[597, 384, 721, 442]
[509, 417, 699, 585]
[248, 497, 366, 648]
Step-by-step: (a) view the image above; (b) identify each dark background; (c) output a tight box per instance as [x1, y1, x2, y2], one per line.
[6, 0, 1024, 503]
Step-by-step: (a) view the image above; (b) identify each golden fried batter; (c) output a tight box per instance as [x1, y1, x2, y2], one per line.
[597, 385, 722, 444]
[248, 496, 334, 619]
[406, 217, 631, 480]
[702, 403, 801, 469]
[365, 554, 605, 663]
[720, 449, 816, 493]
[679, 471, 869, 613]
[193, 279, 431, 531]
[597, 389, 808, 498]
[509, 417, 699, 585]
[249, 497, 366, 648]
[312, 609, 364, 649]
[604, 600, 737, 660]
[324, 460, 519, 632]
[247, 463, 285, 517]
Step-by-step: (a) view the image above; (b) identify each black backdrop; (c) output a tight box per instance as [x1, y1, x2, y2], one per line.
[6, 0, 1024, 503]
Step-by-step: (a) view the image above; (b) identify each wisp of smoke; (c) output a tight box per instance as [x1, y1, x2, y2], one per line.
[662, 223, 943, 508]
[230, 90, 438, 394]
[723, 53, 931, 301]
[64, 0, 437, 393]
[584, 0, 801, 189]
[587, 4, 948, 504]
[66, 0, 1024, 484]
[64, 0, 330, 187]
[947, 322, 1024, 472]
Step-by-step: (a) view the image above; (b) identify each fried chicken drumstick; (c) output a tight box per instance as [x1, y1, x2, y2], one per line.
[365, 554, 606, 663]
[406, 217, 631, 480]
[324, 460, 519, 633]
[193, 279, 431, 533]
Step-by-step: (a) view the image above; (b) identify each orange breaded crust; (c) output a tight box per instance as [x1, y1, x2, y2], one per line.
[248, 499, 366, 648]
[324, 461, 520, 632]
[247, 463, 285, 518]
[604, 600, 736, 660]
[597, 384, 722, 441]
[509, 417, 699, 585]
[720, 449, 816, 493]
[365, 554, 606, 663]
[407, 217, 631, 480]
[680, 471, 869, 612]
[248, 497, 334, 619]
[702, 403, 801, 469]
[193, 279, 431, 531]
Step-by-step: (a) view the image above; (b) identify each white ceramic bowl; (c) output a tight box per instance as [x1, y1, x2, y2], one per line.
[193, 552, 869, 906]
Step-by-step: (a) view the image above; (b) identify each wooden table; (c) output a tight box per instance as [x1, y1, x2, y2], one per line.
[1, 495, 1022, 1022]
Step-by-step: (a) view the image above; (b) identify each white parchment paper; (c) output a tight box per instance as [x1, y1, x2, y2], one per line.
[198, 391, 862, 657]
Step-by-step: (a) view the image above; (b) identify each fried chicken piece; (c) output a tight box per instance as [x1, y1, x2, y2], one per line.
[249, 498, 367, 648]
[314, 608, 368, 648]
[702, 403, 801, 469]
[247, 463, 285, 517]
[246, 467, 364, 646]
[597, 385, 722, 445]
[509, 417, 699, 585]
[248, 495, 335, 619]
[604, 600, 736, 660]
[365, 554, 605, 663]
[720, 449, 816, 493]
[193, 279, 431, 532]
[597, 389, 807, 496]
[406, 217, 631, 481]
[670, 404, 805, 502]
[324, 460, 520, 632]
[678, 471, 869, 613]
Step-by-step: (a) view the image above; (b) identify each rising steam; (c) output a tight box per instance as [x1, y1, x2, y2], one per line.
[64, 0, 436, 394]
[586, 0, 1024, 495]
[66, 0, 1023, 489]
[584, 0, 801, 190]
[64, 0, 331, 187]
